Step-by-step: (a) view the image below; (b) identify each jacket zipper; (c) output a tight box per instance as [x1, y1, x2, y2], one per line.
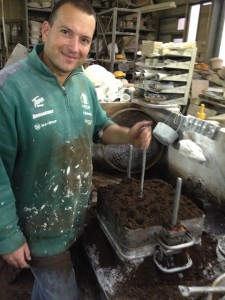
[61, 69, 83, 109]
[62, 85, 70, 109]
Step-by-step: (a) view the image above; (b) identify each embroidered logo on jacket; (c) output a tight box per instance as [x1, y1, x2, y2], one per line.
[32, 96, 44, 108]
[32, 110, 54, 120]
[80, 93, 92, 126]
[31, 96, 57, 129]
[81, 93, 89, 106]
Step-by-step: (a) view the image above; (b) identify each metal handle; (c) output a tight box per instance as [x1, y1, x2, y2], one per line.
[154, 231, 195, 251]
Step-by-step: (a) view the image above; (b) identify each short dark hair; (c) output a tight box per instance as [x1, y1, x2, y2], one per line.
[48, 0, 96, 25]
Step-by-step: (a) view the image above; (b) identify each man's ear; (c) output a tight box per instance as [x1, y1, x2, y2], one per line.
[41, 21, 50, 41]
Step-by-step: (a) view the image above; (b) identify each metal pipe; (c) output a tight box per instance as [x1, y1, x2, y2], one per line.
[127, 145, 132, 178]
[171, 177, 182, 226]
[179, 285, 225, 297]
[139, 149, 146, 198]
[1, 0, 9, 60]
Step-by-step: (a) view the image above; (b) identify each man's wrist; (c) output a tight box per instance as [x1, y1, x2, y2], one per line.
[98, 128, 104, 140]
[126, 127, 131, 144]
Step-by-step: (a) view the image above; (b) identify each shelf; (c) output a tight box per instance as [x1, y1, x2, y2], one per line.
[139, 28, 157, 32]
[159, 48, 194, 57]
[120, 27, 157, 32]
[136, 61, 191, 70]
[4, 19, 23, 23]
[147, 86, 186, 94]
[135, 45, 197, 106]
[27, 7, 52, 12]
[96, 58, 130, 64]
[160, 30, 184, 36]
[138, 1, 176, 13]
[96, 7, 141, 73]
[24, 0, 53, 48]
[97, 31, 137, 36]
[96, 7, 139, 17]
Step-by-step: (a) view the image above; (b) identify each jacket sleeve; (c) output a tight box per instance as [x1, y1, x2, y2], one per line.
[0, 92, 26, 255]
[86, 81, 115, 143]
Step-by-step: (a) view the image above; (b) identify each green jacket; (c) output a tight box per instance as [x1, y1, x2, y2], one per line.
[0, 45, 114, 257]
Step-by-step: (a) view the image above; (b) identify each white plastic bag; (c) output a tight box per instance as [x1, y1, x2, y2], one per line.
[178, 139, 206, 162]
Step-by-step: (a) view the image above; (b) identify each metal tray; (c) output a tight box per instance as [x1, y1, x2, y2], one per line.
[97, 208, 205, 262]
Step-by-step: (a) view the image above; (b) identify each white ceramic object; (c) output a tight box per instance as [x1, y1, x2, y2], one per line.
[120, 93, 130, 102]
[84, 65, 120, 102]
[95, 87, 105, 102]
[29, 20, 42, 32]
[30, 37, 39, 45]
[115, 79, 123, 90]
[27, 2, 42, 8]
[209, 57, 223, 71]
[218, 67, 225, 79]
[84, 64, 108, 87]
[41, 1, 52, 8]
[30, 33, 40, 39]
[119, 78, 128, 86]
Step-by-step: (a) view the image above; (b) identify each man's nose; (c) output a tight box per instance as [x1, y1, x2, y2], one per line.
[69, 37, 79, 51]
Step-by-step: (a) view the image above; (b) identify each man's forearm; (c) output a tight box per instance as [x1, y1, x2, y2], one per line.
[100, 120, 152, 150]
[101, 124, 130, 145]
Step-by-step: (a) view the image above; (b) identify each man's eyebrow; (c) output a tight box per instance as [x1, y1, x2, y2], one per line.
[82, 35, 92, 41]
[58, 26, 92, 39]
[58, 26, 72, 31]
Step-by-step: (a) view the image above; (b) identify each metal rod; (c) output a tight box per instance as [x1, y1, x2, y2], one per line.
[178, 285, 225, 297]
[171, 177, 182, 226]
[127, 145, 133, 178]
[1, 0, 9, 60]
[139, 149, 146, 198]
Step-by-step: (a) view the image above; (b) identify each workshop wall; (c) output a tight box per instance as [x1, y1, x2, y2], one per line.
[0, 0, 23, 20]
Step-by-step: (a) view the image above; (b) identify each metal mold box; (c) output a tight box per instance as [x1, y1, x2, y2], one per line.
[97, 209, 205, 262]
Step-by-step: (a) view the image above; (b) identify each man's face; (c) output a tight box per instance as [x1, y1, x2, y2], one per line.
[41, 4, 95, 83]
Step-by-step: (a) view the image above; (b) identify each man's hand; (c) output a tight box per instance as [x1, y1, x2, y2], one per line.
[128, 120, 152, 150]
[100, 120, 152, 148]
[2, 243, 31, 268]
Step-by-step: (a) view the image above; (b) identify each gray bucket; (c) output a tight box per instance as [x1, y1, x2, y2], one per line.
[153, 113, 182, 146]
[153, 122, 179, 146]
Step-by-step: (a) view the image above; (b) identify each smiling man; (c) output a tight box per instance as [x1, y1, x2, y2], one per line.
[0, 0, 152, 299]
[41, 1, 96, 84]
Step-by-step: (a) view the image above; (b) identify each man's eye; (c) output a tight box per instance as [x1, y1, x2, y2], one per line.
[81, 38, 91, 45]
[61, 30, 69, 35]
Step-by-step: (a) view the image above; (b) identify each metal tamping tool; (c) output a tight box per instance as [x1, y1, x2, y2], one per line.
[139, 149, 146, 198]
[127, 145, 133, 178]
